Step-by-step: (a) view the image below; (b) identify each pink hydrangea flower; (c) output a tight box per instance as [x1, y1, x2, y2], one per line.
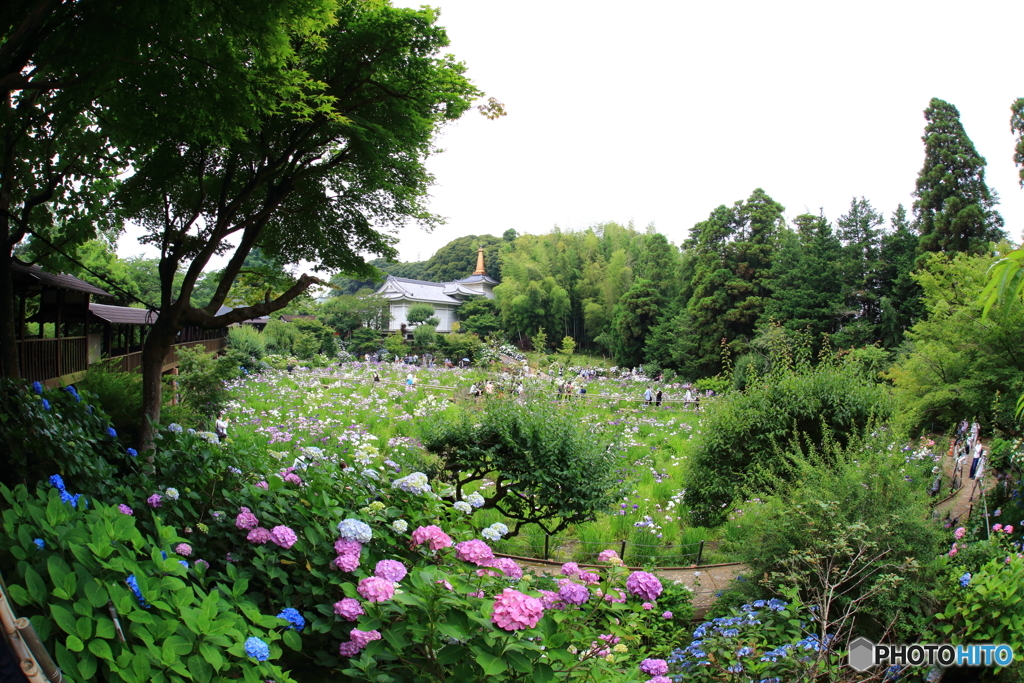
[993, 523, 1004, 532]
[374, 559, 407, 583]
[235, 507, 259, 530]
[334, 598, 364, 621]
[642, 602, 654, 610]
[284, 472, 302, 485]
[247, 527, 272, 544]
[467, 590, 485, 598]
[537, 589, 560, 609]
[338, 641, 361, 657]
[175, 543, 192, 556]
[578, 571, 600, 585]
[640, 658, 669, 676]
[948, 543, 958, 557]
[597, 549, 621, 563]
[357, 576, 395, 602]
[349, 629, 381, 649]
[147, 494, 162, 508]
[455, 539, 494, 566]
[603, 588, 626, 603]
[953, 527, 966, 539]
[335, 539, 362, 557]
[647, 677, 672, 683]
[410, 525, 453, 551]
[256, 481, 269, 490]
[269, 525, 298, 549]
[334, 553, 360, 572]
[491, 588, 544, 631]
[1005, 525, 1015, 534]
[118, 504, 133, 515]
[626, 571, 663, 601]
[436, 579, 454, 591]
[661, 611, 673, 619]
[561, 562, 580, 576]
[491, 557, 523, 580]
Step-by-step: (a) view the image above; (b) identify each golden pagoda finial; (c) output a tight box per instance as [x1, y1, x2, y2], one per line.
[473, 247, 486, 275]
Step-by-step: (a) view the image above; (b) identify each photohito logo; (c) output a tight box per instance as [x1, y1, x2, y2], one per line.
[848, 637, 1014, 671]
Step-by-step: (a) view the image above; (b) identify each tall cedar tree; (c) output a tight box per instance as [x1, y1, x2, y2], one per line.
[119, 4, 481, 442]
[913, 98, 1004, 261]
[835, 197, 885, 346]
[877, 205, 922, 347]
[763, 213, 844, 345]
[679, 189, 784, 376]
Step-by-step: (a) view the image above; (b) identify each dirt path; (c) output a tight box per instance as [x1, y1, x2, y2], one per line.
[497, 554, 747, 619]
[933, 439, 991, 527]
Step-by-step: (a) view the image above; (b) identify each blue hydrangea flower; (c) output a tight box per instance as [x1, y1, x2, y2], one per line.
[125, 575, 150, 608]
[337, 518, 372, 543]
[244, 636, 270, 661]
[41, 399, 50, 411]
[179, 560, 190, 569]
[738, 646, 754, 657]
[31, 381, 43, 395]
[33, 539, 44, 550]
[276, 607, 305, 631]
[959, 572, 971, 588]
[106, 427, 117, 438]
[127, 448, 138, 457]
[167, 423, 183, 434]
[86, 405, 93, 414]
[48, 474, 65, 492]
[64, 386, 80, 402]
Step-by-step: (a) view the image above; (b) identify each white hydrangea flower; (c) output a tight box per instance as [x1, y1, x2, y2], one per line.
[464, 492, 485, 508]
[391, 519, 408, 533]
[164, 487, 180, 500]
[392, 472, 432, 495]
[453, 501, 473, 514]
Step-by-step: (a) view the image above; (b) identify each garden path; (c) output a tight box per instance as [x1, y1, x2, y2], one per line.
[496, 554, 747, 619]
[933, 438, 992, 527]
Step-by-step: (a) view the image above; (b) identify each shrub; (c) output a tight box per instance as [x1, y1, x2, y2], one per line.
[78, 362, 145, 445]
[420, 398, 629, 536]
[263, 319, 301, 354]
[735, 432, 942, 642]
[682, 359, 893, 526]
[0, 483, 294, 683]
[0, 379, 121, 494]
[291, 319, 336, 357]
[227, 325, 267, 372]
[175, 346, 239, 424]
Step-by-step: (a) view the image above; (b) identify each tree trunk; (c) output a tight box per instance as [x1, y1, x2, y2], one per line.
[139, 319, 176, 447]
[0, 251, 21, 379]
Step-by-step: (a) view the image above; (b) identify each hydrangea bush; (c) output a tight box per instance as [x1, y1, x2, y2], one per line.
[0, 379, 692, 682]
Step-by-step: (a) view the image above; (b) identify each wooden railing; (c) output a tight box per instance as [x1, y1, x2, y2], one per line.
[104, 337, 228, 374]
[16, 337, 88, 382]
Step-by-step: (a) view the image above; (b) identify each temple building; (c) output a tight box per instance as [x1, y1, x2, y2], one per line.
[375, 247, 497, 334]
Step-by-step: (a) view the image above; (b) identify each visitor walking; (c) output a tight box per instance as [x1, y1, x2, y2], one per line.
[655, 388, 662, 407]
[644, 386, 653, 406]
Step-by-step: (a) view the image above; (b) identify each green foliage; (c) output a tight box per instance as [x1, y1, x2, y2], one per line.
[319, 292, 390, 336]
[531, 328, 548, 353]
[736, 435, 941, 641]
[227, 326, 267, 373]
[611, 278, 662, 367]
[383, 332, 409, 359]
[347, 328, 383, 357]
[78, 363, 146, 446]
[934, 554, 1024, 655]
[913, 98, 1005, 261]
[0, 380, 121, 493]
[0, 484, 294, 683]
[437, 332, 483, 363]
[558, 336, 576, 357]
[888, 248, 1024, 436]
[412, 324, 437, 353]
[420, 398, 628, 535]
[175, 347, 239, 423]
[263, 319, 301, 355]
[762, 213, 844, 347]
[456, 297, 502, 337]
[290, 319, 336, 358]
[683, 354, 894, 526]
[406, 304, 438, 327]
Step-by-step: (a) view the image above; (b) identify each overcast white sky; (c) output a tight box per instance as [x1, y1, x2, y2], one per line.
[118, 0, 1024, 268]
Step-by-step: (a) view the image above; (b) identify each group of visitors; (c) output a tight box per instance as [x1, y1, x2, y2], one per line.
[468, 381, 524, 399]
